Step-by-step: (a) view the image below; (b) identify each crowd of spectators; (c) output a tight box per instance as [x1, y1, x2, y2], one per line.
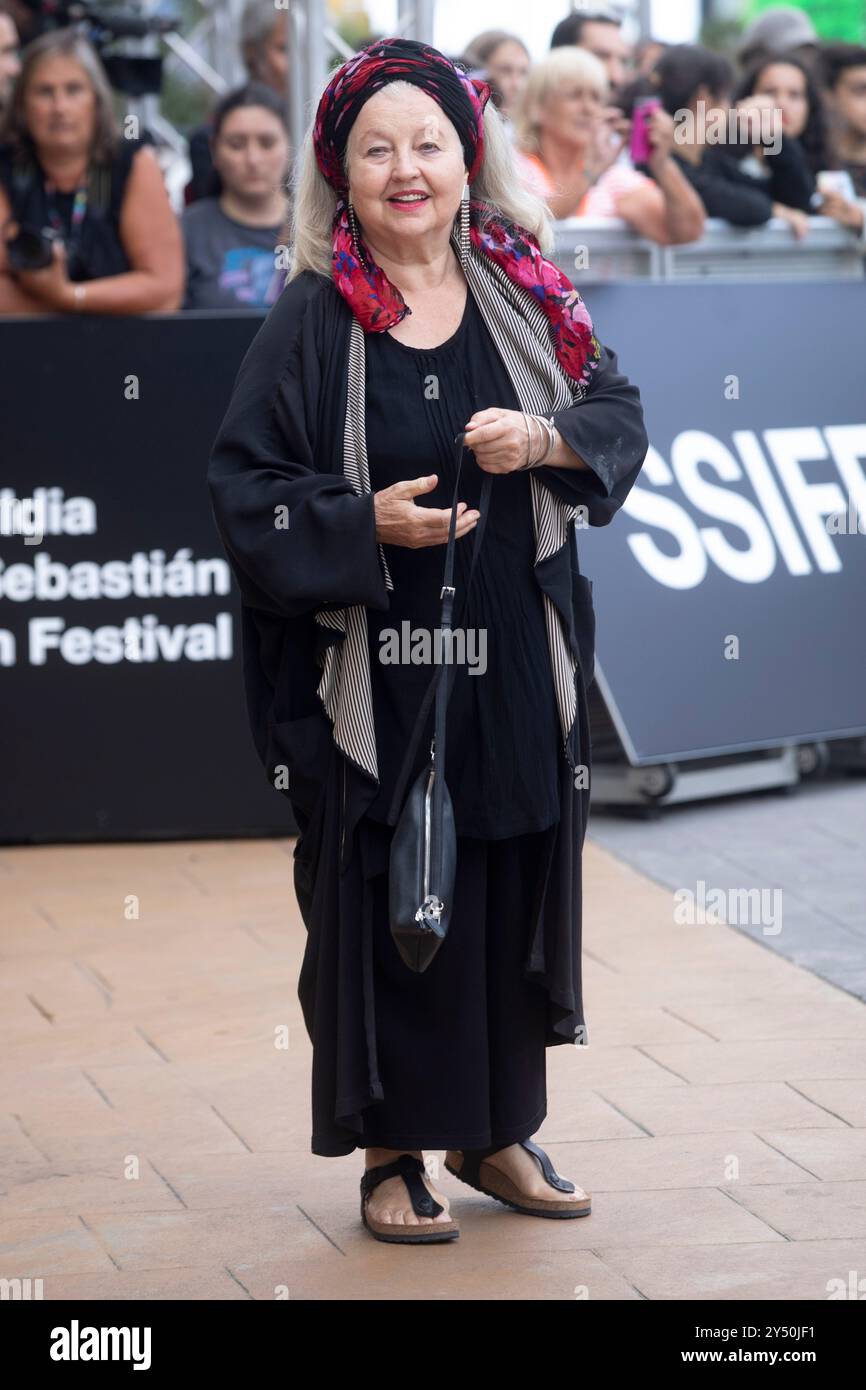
[0, 1, 865, 316]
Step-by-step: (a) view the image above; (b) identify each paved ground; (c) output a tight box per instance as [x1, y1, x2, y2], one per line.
[2, 805, 865, 1301]
[589, 772, 866, 1002]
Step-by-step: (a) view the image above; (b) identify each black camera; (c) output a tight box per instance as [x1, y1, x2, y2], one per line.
[4, 223, 85, 277]
[4, 223, 57, 272]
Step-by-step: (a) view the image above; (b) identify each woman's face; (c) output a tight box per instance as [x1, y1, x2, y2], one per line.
[213, 105, 289, 201]
[753, 62, 809, 138]
[24, 54, 96, 158]
[346, 85, 466, 256]
[537, 79, 605, 150]
[485, 40, 530, 119]
[251, 14, 288, 94]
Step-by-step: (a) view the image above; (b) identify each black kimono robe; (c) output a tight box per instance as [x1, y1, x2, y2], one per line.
[207, 268, 649, 1155]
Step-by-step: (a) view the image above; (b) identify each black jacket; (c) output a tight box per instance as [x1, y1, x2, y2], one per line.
[207, 268, 649, 1154]
[672, 136, 815, 226]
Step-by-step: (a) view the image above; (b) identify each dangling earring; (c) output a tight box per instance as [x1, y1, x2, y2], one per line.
[347, 198, 360, 255]
[459, 180, 470, 264]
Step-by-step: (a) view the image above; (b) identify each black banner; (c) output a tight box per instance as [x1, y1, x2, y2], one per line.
[0, 312, 291, 843]
[579, 280, 866, 763]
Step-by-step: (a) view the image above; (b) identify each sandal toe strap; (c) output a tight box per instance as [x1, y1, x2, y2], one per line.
[521, 1138, 575, 1193]
[360, 1153, 445, 1218]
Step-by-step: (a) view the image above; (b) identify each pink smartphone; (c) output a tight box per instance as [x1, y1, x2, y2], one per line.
[630, 97, 661, 165]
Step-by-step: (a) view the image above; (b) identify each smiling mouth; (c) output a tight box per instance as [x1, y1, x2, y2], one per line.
[387, 192, 430, 204]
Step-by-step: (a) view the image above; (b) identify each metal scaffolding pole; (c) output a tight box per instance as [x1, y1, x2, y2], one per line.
[400, 2, 435, 42]
[284, 1, 438, 161]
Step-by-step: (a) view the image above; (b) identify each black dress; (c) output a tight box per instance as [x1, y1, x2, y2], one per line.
[364, 287, 562, 838]
[354, 289, 562, 1151]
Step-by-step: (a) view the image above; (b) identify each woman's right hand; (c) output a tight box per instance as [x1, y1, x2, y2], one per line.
[373, 474, 480, 548]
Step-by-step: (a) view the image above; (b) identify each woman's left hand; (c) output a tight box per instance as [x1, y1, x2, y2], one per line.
[14, 238, 75, 310]
[465, 408, 543, 473]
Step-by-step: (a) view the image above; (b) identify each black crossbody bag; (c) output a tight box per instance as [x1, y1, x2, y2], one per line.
[386, 432, 493, 972]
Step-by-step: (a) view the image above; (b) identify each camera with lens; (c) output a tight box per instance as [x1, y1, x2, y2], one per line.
[4, 223, 87, 278]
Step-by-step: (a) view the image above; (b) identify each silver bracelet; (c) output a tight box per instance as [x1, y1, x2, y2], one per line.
[528, 414, 556, 467]
[520, 413, 539, 469]
[539, 415, 556, 464]
[519, 413, 552, 470]
[522, 411, 533, 467]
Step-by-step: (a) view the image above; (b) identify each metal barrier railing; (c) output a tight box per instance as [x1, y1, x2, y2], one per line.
[553, 216, 865, 283]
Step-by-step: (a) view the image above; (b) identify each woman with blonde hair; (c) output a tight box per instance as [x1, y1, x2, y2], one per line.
[514, 44, 704, 242]
[0, 28, 183, 313]
[208, 38, 647, 1245]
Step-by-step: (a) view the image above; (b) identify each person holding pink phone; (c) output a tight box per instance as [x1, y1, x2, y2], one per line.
[513, 47, 704, 244]
[630, 96, 662, 166]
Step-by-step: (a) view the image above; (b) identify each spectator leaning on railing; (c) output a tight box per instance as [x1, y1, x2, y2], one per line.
[735, 52, 829, 180]
[0, 28, 183, 314]
[734, 49, 866, 247]
[513, 46, 704, 245]
[182, 82, 290, 311]
[653, 43, 813, 236]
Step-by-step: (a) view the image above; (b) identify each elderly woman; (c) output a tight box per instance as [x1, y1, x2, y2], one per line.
[514, 45, 704, 243]
[0, 29, 183, 314]
[208, 38, 648, 1245]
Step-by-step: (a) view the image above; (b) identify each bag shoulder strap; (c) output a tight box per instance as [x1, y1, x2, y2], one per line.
[386, 431, 492, 824]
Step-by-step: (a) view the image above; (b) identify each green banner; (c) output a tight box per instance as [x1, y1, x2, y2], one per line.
[744, 0, 865, 43]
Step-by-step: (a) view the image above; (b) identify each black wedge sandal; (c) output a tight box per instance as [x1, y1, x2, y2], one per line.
[445, 1139, 591, 1218]
[360, 1152, 460, 1243]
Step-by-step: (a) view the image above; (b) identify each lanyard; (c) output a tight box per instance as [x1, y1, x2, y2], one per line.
[43, 177, 89, 239]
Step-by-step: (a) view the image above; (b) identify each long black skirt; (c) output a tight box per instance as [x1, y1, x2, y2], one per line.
[350, 817, 556, 1153]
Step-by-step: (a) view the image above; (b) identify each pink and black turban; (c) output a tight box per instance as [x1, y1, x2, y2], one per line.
[313, 37, 492, 193]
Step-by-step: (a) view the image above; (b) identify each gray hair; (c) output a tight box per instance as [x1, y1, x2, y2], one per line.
[0, 28, 119, 162]
[287, 76, 554, 281]
[240, 0, 284, 77]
